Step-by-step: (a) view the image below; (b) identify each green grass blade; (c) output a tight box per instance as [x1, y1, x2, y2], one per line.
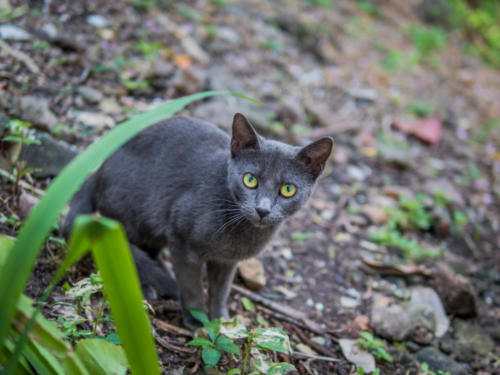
[72, 215, 160, 375]
[0, 91, 224, 351]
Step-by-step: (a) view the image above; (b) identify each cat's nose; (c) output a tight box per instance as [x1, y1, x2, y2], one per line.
[256, 207, 271, 219]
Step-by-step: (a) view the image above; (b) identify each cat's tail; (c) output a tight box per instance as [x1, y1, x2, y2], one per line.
[62, 174, 97, 239]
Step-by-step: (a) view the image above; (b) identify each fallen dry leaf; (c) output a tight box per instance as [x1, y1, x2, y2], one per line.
[392, 117, 442, 145]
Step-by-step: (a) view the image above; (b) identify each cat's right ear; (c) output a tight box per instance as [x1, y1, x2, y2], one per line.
[231, 113, 259, 157]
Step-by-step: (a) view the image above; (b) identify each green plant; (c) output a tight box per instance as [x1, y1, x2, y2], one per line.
[406, 101, 434, 117]
[303, 0, 332, 9]
[290, 231, 315, 242]
[187, 310, 241, 370]
[0, 91, 232, 375]
[1, 119, 41, 194]
[356, 331, 393, 363]
[136, 41, 164, 60]
[420, 361, 451, 375]
[357, 0, 377, 16]
[357, 366, 380, 375]
[189, 313, 295, 374]
[409, 24, 446, 65]
[397, 194, 432, 230]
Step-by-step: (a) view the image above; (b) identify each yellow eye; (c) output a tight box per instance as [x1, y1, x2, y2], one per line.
[280, 184, 297, 198]
[243, 173, 258, 189]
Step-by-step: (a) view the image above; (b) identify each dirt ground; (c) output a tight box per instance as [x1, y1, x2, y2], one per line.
[1, 0, 499, 374]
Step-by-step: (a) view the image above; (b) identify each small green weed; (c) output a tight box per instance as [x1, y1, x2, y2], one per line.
[290, 231, 315, 242]
[357, 0, 378, 16]
[357, 366, 380, 375]
[303, 0, 332, 9]
[188, 310, 295, 374]
[357, 331, 393, 363]
[406, 101, 434, 117]
[420, 362, 451, 375]
[136, 41, 164, 60]
[409, 24, 446, 65]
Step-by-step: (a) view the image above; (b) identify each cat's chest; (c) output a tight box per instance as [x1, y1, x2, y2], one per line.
[201, 226, 276, 261]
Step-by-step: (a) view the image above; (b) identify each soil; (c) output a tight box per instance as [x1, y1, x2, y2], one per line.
[1, 0, 499, 374]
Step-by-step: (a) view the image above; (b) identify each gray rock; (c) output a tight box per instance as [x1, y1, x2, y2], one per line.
[347, 87, 378, 102]
[191, 100, 274, 136]
[339, 339, 376, 373]
[216, 27, 241, 45]
[150, 57, 175, 78]
[431, 264, 478, 317]
[86, 14, 108, 28]
[0, 89, 16, 111]
[409, 287, 449, 338]
[74, 111, 115, 130]
[424, 178, 465, 206]
[346, 165, 367, 181]
[414, 347, 468, 375]
[20, 132, 79, 177]
[17, 96, 58, 130]
[371, 297, 414, 341]
[41, 23, 58, 39]
[454, 321, 494, 359]
[76, 86, 103, 104]
[0, 24, 31, 41]
[377, 143, 412, 168]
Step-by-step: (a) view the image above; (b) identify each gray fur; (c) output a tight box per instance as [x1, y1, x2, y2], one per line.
[64, 113, 332, 328]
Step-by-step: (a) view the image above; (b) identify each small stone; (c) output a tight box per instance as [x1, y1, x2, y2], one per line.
[86, 14, 109, 28]
[347, 87, 377, 102]
[216, 27, 241, 45]
[361, 204, 389, 224]
[409, 287, 449, 338]
[18, 191, 39, 220]
[346, 165, 367, 181]
[339, 339, 376, 373]
[41, 23, 58, 39]
[99, 99, 122, 115]
[349, 315, 371, 334]
[0, 24, 31, 41]
[150, 57, 175, 78]
[20, 132, 79, 178]
[76, 86, 103, 105]
[75, 111, 115, 130]
[431, 264, 478, 317]
[423, 178, 465, 207]
[371, 296, 414, 341]
[377, 143, 411, 167]
[18, 96, 58, 130]
[311, 336, 326, 346]
[238, 258, 266, 290]
[168, 67, 206, 96]
[414, 347, 468, 375]
[454, 320, 494, 358]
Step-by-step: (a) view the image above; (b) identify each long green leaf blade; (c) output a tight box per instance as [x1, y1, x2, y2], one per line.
[72, 215, 160, 375]
[0, 91, 223, 350]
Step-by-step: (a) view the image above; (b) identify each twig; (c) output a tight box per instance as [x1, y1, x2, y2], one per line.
[463, 233, 481, 259]
[151, 317, 192, 337]
[0, 39, 40, 74]
[256, 304, 325, 336]
[232, 284, 306, 320]
[293, 351, 339, 362]
[291, 325, 338, 359]
[0, 168, 45, 196]
[153, 330, 195, 354]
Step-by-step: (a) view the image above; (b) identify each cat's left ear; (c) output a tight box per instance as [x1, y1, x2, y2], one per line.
[297, 137, 333, 179]
[231, 113, 259, 157]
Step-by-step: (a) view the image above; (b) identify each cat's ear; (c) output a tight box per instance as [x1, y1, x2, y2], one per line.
[231, 113, 259, 157]
[297, 137, 333, 179]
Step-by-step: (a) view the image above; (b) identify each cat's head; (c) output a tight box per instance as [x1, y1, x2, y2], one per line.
[227, 113, 333, 228]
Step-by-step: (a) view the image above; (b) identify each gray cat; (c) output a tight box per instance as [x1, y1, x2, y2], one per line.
[64, 113, 332, 328]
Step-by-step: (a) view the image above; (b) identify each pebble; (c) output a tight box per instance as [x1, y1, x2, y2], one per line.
[238, 258, 266, 290]
[454, 320, 494, 359]
[414, 347, 468, 375]
[346, 165, 367, 181]
[370, 295, 414, 341]
[0, 24, 31, 41]
[409, 287, 449, 338]
[18, 96, 58, 130]
[77, 86, 103, 104]
[20, 132, 79, 178]
[18, 191, 39, 220]
[423, 177, 465, 207]
[75, 111, 115, 130]
[431, 264, 478, 317]
[361, 204, 389, 224]
[86, 14, 109, 28]
[339, 339, 376, 373]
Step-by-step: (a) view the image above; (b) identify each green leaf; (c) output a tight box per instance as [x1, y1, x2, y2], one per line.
[241, 296, 255, 312]
[290, 231, 315, 242]
[187, 337, 213, 347]
[228, 369, 241, 375]
[104, 333, 121, 345]
[71, 215, 159, 375]
[74, 338, 128, 375]
[267, 362, 295, 374]
[204, 320, 220, 342]
[202, 346, 221, 370]
[215, 335, 240, 355]
[189, 308, 209, 324]
[0, 91, 224, 364]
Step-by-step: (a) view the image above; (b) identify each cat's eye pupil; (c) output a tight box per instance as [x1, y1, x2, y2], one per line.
[243, 173, 258, 189]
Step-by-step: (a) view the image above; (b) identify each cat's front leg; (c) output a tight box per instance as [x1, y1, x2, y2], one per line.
[170, 250, 204, 329]
[207, 260, 237, 319]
